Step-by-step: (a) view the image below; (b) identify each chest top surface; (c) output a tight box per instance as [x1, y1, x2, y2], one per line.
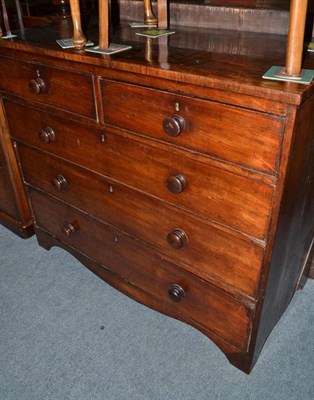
[0, 20, 313, 105]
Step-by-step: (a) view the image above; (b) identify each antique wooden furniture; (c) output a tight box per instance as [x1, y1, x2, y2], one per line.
[0, 102, 33, 237]
[0, 0, 313, 372]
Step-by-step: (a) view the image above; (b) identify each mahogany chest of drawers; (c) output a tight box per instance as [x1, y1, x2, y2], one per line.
[0, 23, 313, 373]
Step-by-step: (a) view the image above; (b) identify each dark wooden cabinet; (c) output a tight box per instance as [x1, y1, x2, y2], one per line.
[0, 99, 33, 237]
[0, 19, 313, 373]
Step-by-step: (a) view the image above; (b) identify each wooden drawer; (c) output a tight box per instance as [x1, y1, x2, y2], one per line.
[30, 188, 254, 351]
[18, 144, 264, 297]
[101, 80, 283, 175]
[7, 102, 274, 239]
[0, 57, 96, 119]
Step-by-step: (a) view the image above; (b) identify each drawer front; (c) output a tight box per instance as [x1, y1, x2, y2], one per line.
[7, 102, 273, 239]
[0, 57, 96, 119]
[101, 80, 283, 175]
[19, 144, 264, 297]
[30, 188, 253, 351]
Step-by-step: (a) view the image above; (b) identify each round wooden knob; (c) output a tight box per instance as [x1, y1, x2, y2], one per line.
[166, 174, 186, 194]
[61, 223, 76, 238]
[163, 115, 186, 137]
[38, 127, 55, 144]
[29, 78, 46, 94]
[52, 174, 67, 191]
[167, 229, 188, 249]
[168, 284, 185, 302]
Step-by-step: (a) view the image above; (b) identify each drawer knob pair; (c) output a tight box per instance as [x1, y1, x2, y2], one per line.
[29, 78, 46, 95]
[167, 229, 188, 249]
[163, 115, 186, 137]
[166, 174, 186, 194]
[52, 174, 67, 191]
[168, 283, 186, 302]
[39, 127, 55, 144]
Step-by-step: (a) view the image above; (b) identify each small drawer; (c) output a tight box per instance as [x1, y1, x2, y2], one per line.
[101, 80, 283, 175]
[30, 188, 254, 351]
[18, 145, 264, 297]
[7, 101, 273, 239]
[0, 56, 96, 119]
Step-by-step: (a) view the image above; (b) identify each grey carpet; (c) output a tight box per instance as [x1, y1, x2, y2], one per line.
[0, 224, 313, 400]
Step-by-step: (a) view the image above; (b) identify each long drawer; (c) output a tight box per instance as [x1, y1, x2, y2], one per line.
[30, 188, 254, 351]
[19, 144, 264, 297]
[7, 101, 274, 239]
[101, 80, 283, 175]
[0, 57, 96, 119]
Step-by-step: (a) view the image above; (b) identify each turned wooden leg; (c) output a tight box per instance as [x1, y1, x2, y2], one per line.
[284, 0, 308, 76]
[157, 0, 168, 29]
[69, 0, 86, 49]
[99, 0, 109, 49]
[144, 0, 157, 26]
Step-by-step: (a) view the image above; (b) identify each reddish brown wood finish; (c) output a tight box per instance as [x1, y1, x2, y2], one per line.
[0, 100, 33, 237]
[0, 57, 96, 119]
[0, 19, 313, 374]
[6, 100, 274, 239]
[30, 188, 254, 351]
[18, 143, 264, 298]
[102, 80, 283, 176]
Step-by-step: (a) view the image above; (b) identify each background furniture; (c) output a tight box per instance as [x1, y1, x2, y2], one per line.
[0, 103, 33, 237]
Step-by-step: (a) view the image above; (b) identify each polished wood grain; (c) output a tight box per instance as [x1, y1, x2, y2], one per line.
[1, 15, 313, 373]
[18, 143, 265, 298]
[30, 188, 254, 351]
[0, 23, 313, 104]
[284, 0, 308, 76]
[6, 101, 274, 239]
[68, 0, 86, 49]
[99, 0, 109, 49]
[0, 56, 96, 119]
[102, 80, 283, 175]
[0, 99, 33, 237]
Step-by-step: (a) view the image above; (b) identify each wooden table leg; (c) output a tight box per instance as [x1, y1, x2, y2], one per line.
[99, 0, 109, 49]
[69, 0, 86, 49]
[144, 0, 157, 26]
[285, 0, 308, 76]
[158, 0, 168, 29]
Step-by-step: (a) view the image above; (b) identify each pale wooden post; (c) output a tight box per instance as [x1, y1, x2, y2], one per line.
[69, 0, 86, 49]
[157, 0, 168, 29]
[99, 0, 109, 49]
[284, 0, 308, 76]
